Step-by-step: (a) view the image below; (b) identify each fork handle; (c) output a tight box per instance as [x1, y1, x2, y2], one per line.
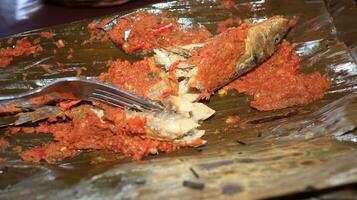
[0, 88, 43, 102]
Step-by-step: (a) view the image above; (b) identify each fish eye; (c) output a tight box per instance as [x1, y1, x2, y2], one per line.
[274, 35, 281, 45]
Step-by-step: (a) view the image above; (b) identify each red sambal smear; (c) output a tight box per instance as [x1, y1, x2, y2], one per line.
[220, 0, 238, 9]
[228, 41, 331, 111]
[189, 24, 250, 99]
[99, 57, 176, 100]
[17, 105, 175, 163]
[0, 37, 43, 67]
[97, 11, 212, 54]
[40, 31, 53, 39]
[216, 17, 243, 33]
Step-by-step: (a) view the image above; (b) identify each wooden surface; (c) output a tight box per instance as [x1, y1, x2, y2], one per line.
[0, 0, 357, 199]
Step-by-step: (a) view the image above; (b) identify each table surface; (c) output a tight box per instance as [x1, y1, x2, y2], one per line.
[0, 0, 163, 38]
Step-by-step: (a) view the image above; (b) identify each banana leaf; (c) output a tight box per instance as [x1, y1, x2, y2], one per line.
[0, 0, 356, 199]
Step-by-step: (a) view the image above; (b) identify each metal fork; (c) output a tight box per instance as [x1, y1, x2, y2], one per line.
[0, 77, 164, 111]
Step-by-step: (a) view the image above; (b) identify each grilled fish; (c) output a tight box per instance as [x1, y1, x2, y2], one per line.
[154, 16, 295, 100]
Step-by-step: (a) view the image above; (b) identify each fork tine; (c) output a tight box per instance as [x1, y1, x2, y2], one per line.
[88, 96, 124, 108]
[91, 85, 164, 111]
[93, 88, 141, 107]
[89, 93, 141, 111]
[93, 88, 161, 111]
[76, 78, 164, 110]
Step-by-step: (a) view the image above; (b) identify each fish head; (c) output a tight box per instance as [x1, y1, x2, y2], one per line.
[260, 16, 293, 54]
[250, 16, 294, 59]
[237, 16, 295, 76]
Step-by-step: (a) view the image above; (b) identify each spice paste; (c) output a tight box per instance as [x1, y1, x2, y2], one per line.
[99, 57, 176, 100]
[228, 41, 331, 111]
[98, 11, 212, 54]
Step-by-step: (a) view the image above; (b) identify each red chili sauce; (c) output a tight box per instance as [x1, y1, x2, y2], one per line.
[0, 37, 43, 67]
[228, 41, 331, 111]
[99, 57, 176, 100]
[98, 11, 212, 54]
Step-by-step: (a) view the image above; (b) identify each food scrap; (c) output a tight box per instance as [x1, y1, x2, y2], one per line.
[220, 0, 238, 9]
[40, 64, 53, 73]
[225, 116, 241, 124]
[82, 21, 110, 45]
[76, 66, 87, 76]
[67, 48, 74, 59]
[12, 145, 22, 153]
[0, 37, 43, 67]
[0, 57, 12, 67]
[227, 41, 331, 111]
[0, 157, 6, 163]
[7, 37, 13, 44]
[217, 17, 242, 33]
[217, 18, 233, 33]
[40, 31, 53, 39]
[0, 137, 10, 150]
[56, 65, 65, 73]
[56, 39, 65, 48]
